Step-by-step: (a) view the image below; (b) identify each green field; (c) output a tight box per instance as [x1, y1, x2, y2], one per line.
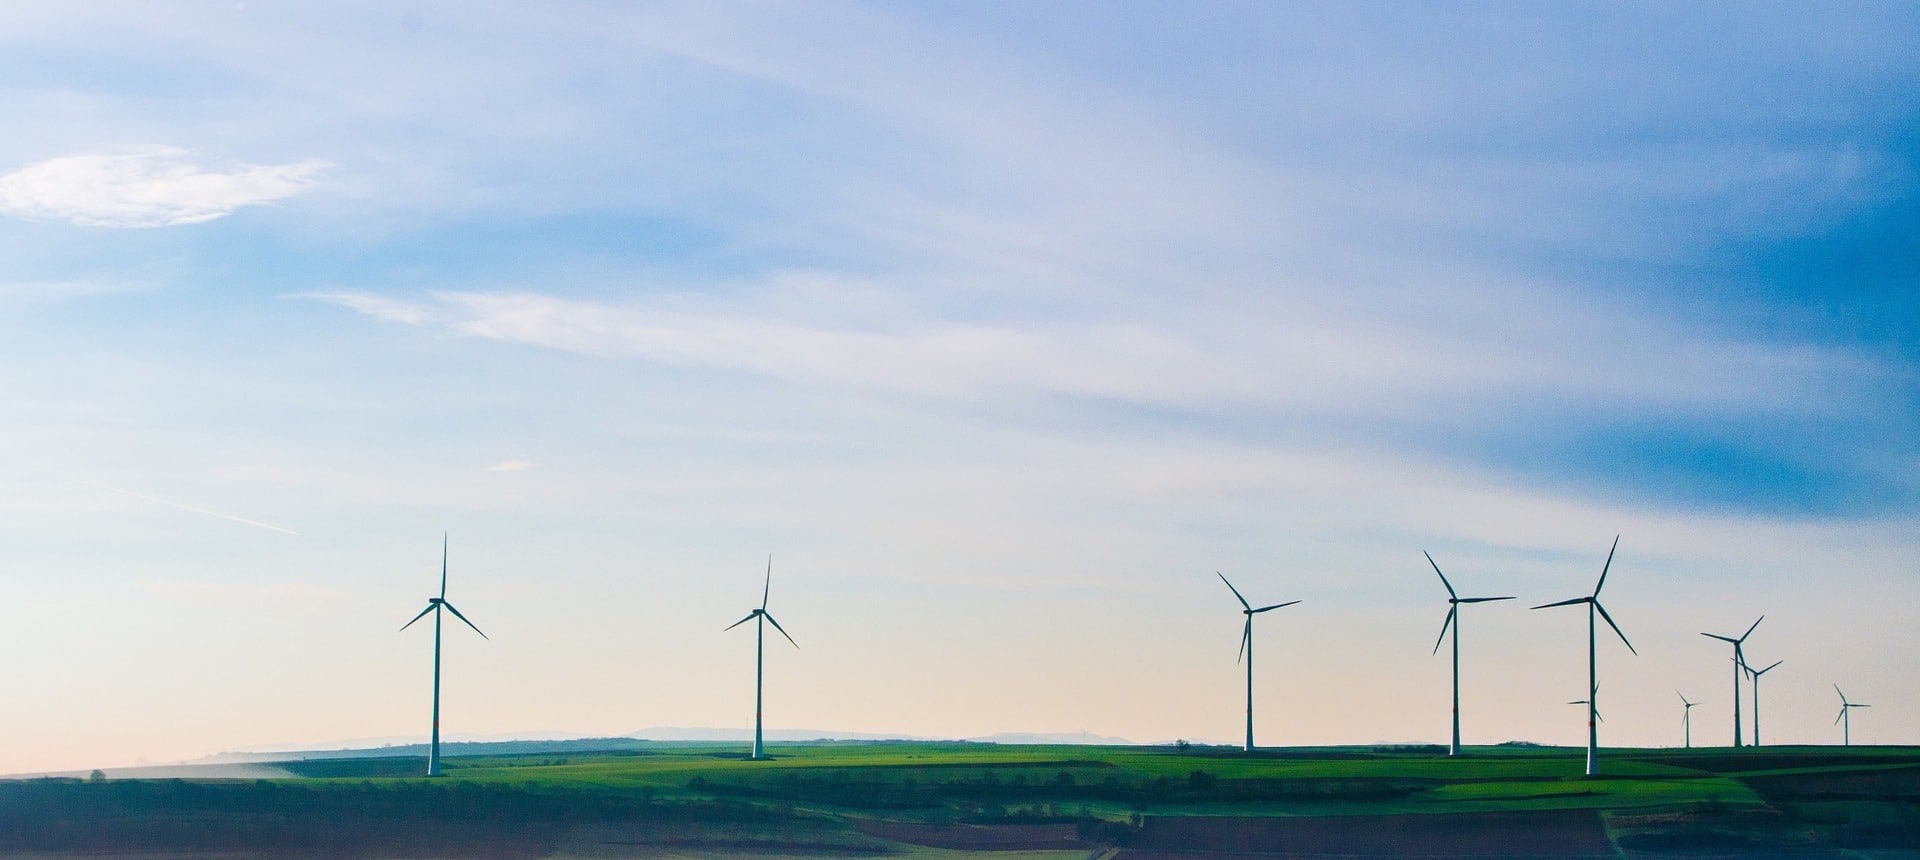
[4, 742, 1918, 857]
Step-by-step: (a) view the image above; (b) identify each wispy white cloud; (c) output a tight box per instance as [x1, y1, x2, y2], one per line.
[305, 284, 1891, 432]
[435, 289, 1243, 406]
[296, 290, 434, 325]
[0, 146, 328, 228]
[485, 460, 534, 472]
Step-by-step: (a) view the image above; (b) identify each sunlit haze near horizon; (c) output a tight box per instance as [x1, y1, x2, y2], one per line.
[0, 2, 1916, 775]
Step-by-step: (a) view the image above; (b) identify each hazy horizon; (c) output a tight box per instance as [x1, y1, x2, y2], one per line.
[1, 1, 1915, 775]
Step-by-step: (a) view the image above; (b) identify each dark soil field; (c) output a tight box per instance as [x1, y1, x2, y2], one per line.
[4, 743, 1917, 858]
[854, 820, 1088, 850]
[1125, 809, 1614, 858]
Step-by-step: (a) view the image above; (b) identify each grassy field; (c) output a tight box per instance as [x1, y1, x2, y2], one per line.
[3, 742, 1917, 857]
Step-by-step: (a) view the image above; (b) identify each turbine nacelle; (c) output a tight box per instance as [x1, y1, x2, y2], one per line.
[1568, 699, 1605, 723]
[726, 558, 799, 649]
[1218, 572, 1297, 662]
[1529, 536, 1635, 655]
[1701, 616, 1763, 670]
[1425, 552, 1514, 655]
[1835, 685, 1871, 723]
[399, 537, 489, 640]
[400, 597, 488, 639]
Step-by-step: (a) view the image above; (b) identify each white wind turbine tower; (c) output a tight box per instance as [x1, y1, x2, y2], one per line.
[1424, 552, 1514, 756]
[1677, 691, 1699, 749]
[398, 534, 488, 777]
[726, 556, 797, 760]
[1700, 616, 1762, 747]
[1835, 685, 1870, 746]
[1531, 536, 1635, 777]
[1218, 572, 1299, 753]
[1746, 659, 1782, 747]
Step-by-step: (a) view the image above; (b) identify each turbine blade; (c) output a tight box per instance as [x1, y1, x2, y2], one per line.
[724, 611, 758, 631]
[1218, 572, 1251, 611]
[1701, 633, 1739, 644]
[1759, 660, 1782, 674]
[1424, 551, 1456, 599]
[1594, 602, 1636, 655]
[1836, 709, 1847, 725]
[1531, 596, 1589, 610]
[441, 601, 488, 640]
[1835, 684, 1848, 705]
[1739, 615, 1764, 643]
[1457, 596, 1515, 603]
[1237, 618, 1250, 663]
[1251, 600, 1300, 613]
[1593, 534, 1619, 596]
[764, 612, 798, 648]
[1676, 690, 1690, 706]
[1856, 703, 1871, 708]
[762, 555, 772, 611]
[440, 533, 449, 600]
[1432, 606, 1456, 656]
[399, 603, 435, 632]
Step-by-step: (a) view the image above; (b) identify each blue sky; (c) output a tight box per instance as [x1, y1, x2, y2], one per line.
[0, 1, 1915, 773]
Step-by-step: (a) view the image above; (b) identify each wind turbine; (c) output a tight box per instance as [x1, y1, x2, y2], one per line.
[1218, 572, 1299, 753]
[1425, 552, 1514, 756]
[1569, 694, 1604, 724]
[1677, 692, 1699, 749]
[1531, 536, 1635, 777]
[726, 556, 797, 760]
[1700, 616, 1762, 747]
[398, 534, 488, 777]
[1745, 660, 1782, 747]
[1835, 685, 1870, 746]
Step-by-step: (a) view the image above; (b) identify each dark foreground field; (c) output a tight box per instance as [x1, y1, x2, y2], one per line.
[4, 743, 1918, 858]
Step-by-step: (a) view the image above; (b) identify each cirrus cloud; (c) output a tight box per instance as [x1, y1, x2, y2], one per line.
[0, 146, 328, 228]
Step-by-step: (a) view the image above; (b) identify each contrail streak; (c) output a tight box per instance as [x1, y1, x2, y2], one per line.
[80, 481, 300, 536]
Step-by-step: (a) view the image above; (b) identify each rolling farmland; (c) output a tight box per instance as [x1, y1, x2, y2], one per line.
[4, 741, 1917, 857]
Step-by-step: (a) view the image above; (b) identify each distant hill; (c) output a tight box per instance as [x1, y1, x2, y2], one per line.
[627, 727, 1133, 745]
[966, 731, 1134, 745]
[625, 726, 931, 743]
[201, 729, 1141, 766]
[206, 737, 651, 764]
